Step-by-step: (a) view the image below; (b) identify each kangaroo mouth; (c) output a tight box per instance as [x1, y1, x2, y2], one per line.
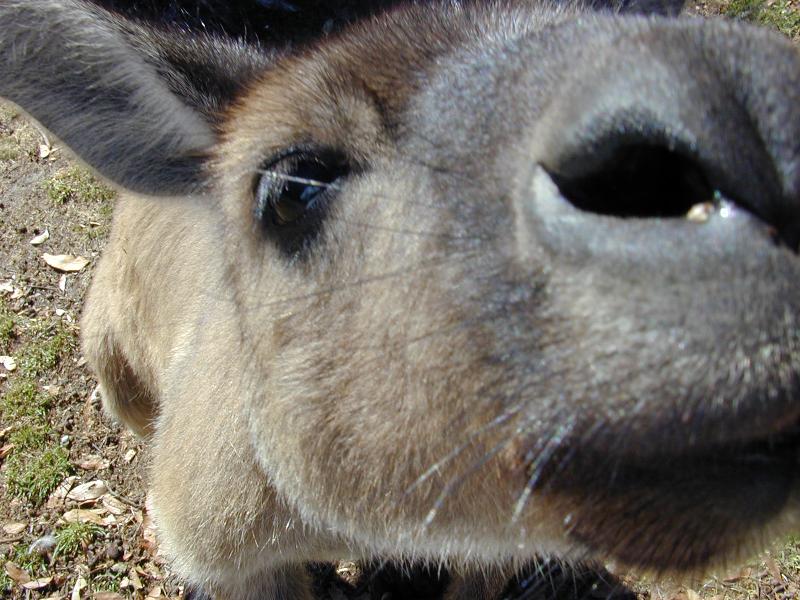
[543, 420, 800, 571]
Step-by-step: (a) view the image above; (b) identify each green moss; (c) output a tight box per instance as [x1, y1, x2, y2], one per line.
[725, 0, 800, 38]
[1, 378, 49, 421]
[55, 521, 103, 559]
[6, 445, 72, 505]
[43, 166, 115, 205]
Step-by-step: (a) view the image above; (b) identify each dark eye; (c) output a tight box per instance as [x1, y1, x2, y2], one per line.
[255, 148, 350, 255]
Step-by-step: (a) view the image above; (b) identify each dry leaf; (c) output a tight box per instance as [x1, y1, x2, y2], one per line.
[44, 385, 62, 396]
[0, 443, 13, 459]
[684, 590, 700, 600]
[47, 476, 80, 508]
[71, 575, 88, 600]
[3, 522, 27, 535]
[128, 567, 144, 591]
[4, 561, 31, 584]
[29, 229, 50, 246]
[60, 508, 107, 526]
[1, 356, 17, 371]
[22, 576, 53, 590]
[43, 253, 89, 273]
[67, 480, 108, 503]
[0, 280, 23, 298]
[77, 455, 110, 471]
[101, 494, 128, 515]
[59, 274, 68, 292]
[93, 593, 125, 600]
[39, 144, 52, 158]
[145, 586, 163, 599]
[124, 449, 138, 463]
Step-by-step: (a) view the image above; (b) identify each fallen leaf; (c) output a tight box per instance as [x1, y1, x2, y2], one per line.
[0, 280, 23, 298]
[47, 476, 80, 508]
[101, 494, 128, 515]
[77, 454, 110, 471]
[4, 561, 31, 584]
[93, 593, 125, 600]
[67, 480, 108, 503]
[43, 253, 89, 273]
[0, 443, 13, 459]
[1, 355, 17, 371]
[22, 576, 53, 590]
[60, 508, 107, 526]
[3, 522, 26, 535]
[59, 274, 68, 292]
[124, 448, 137, 463]
[71, 575, 88, 600]
[145, 586, 163, 598]
[128, 567, 144, 591]
[39, 144, 52, 158]
[29, 229, 50, 246]
[43, 385, 61, 396]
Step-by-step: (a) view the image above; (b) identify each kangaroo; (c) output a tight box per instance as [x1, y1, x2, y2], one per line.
[1, 0, 799, 598]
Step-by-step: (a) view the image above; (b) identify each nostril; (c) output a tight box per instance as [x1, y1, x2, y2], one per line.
[548, 144, 713, 219]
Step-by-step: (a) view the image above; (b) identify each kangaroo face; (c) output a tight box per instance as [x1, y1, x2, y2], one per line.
[1, 0, 799, 597]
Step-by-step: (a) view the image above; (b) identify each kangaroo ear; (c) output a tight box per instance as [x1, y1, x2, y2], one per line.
[0, 0, 268, 195]
[591, 0, 686, 16]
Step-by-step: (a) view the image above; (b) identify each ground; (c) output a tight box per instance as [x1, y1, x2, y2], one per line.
[1, 2, 799, 599]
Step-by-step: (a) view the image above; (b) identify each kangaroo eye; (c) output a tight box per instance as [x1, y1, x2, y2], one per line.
[255, 148, 350, 255]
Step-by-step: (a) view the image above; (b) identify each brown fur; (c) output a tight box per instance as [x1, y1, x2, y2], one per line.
[2, 0, 800, 598]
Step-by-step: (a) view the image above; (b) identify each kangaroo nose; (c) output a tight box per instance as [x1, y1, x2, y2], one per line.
[527, 23, 800, 253]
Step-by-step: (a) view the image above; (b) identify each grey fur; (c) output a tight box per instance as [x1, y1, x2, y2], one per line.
[1, 0, 799, 598]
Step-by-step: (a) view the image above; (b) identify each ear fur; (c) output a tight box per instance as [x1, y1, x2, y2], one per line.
[0, 0, 269, 195]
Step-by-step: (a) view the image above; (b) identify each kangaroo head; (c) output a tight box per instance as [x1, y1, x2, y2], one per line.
[1, 0, 799, 597]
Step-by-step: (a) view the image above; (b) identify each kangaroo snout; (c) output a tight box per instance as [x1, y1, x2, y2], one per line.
[1, 0, 800, 598]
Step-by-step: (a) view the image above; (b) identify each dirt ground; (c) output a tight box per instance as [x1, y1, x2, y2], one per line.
[1, 3, 799, 600]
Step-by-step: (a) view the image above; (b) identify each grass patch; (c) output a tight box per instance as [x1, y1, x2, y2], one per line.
[92, 569, 125, 593]
[8, 424, 50, 450]
[55, 521, 103, 559]
[6, 445, 72, 505]
[43, 166, 115, 205]
[779, 536, 800, 572]
[0, 567, 11, 595]
[1, 378, 49, 421]
[725, 0, 800, 38]
[10, 543, 49, 577]
[17, 319, 76, 378]
[0, 301, 16, 353]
